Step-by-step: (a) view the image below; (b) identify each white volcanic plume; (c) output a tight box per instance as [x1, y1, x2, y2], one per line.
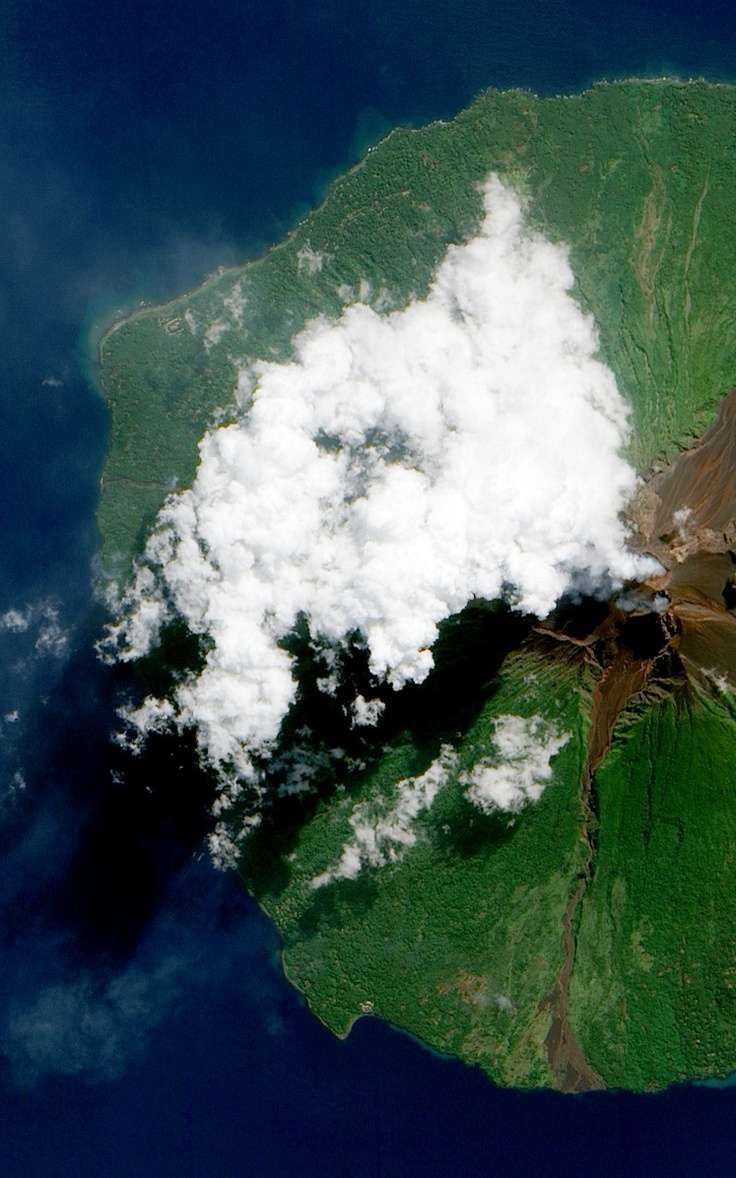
[107, 175, 652, 842]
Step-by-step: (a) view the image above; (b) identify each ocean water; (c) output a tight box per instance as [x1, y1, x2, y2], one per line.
[3, 0, 736, 1173]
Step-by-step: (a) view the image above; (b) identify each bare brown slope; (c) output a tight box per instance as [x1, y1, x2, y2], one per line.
[630, 387, 736, 689]
[534, 389, 736, 1089]
[650, 390, 736, 542]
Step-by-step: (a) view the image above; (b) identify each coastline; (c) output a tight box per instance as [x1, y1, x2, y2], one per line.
[92, 74, 724, 383]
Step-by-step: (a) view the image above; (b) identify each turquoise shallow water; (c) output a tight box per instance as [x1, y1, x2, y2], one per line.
[4, 0, 736, 1173]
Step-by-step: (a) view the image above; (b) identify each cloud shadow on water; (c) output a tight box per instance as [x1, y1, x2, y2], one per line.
[0, 625, 278, 1090]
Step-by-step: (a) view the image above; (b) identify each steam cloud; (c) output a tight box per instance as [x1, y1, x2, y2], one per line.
[108, 175, 652, 853]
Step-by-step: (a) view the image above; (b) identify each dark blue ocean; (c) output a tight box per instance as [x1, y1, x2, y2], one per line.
[3, 1, 736, 1173]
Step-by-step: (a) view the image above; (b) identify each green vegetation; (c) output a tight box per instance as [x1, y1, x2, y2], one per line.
[97, 79, 736, 1090]
[99, 79, 736, 581]
[571, 687, 736, 1090]
[245, 651, 590, 1090]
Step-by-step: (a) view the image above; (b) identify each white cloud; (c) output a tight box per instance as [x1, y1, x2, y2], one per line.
[350, 695, 385, 727]
[702, 667, 731, 694]
[0, 602, 69, 658]
[267, 739, 356, 799]
[297, 244, 329, 275]
[34, 607, 68, 657]
[204, 320, 228, 351]
[103, 567, 167, 659]
[115, 696, 176, 756]
[4, 971, 168, 1084]
[615, 588, 669, 614]
[108, 174, 653, 828]
[492, 993, 514, 1012]
[0, 609, 31, 633]
[460, 714, 568, 813]
[311, 744, 457, 888]
[223, 281, 247, 326]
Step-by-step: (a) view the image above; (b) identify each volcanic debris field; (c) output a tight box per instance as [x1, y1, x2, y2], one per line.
[97, 80, 736, 1091]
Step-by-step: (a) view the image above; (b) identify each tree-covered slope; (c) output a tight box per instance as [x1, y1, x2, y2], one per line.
[247, 650, 592, 1092]
[96, 79, 736, 1091]
[98, 80, 736, 582]
[570, 689, 736, 1090]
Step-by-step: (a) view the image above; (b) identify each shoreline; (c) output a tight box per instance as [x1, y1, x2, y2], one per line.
[93, 74, 727, 380]
[279, 937, 736, 1094]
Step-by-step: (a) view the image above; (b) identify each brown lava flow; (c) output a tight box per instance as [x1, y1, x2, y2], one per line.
[534, 389, 736, 1092]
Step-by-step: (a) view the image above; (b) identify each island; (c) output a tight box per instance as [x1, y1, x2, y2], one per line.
[96, 79, 736, 1092]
